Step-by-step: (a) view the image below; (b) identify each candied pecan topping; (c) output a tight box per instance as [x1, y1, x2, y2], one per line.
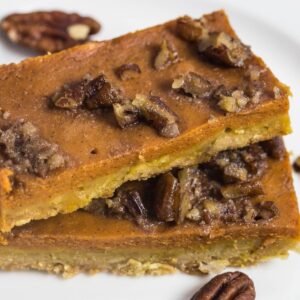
[116, 63, 141, 81]
[132, 94, 180, 138]
[172, 72, 214, 99]
[198, 31, 252, 67]
[176, 16, 207, 42]
[0, 121, 68, 178]
[1, 11, 100, 53]
[154, 39, 179, 70]
[293, 156, 300, 173]
[191, 271, 255, 300]
[260, 137, 285, 160]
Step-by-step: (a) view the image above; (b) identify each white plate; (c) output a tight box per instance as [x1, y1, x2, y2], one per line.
[0, 0, 299, 299]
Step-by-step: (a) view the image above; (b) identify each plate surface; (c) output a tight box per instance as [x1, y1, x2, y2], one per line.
[0, 0, 299, 299]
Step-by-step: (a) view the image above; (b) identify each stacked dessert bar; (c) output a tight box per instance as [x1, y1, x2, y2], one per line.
[0, 10, 298, 277]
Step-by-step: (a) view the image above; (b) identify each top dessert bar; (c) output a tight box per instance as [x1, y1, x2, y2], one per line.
[0, 10, 291, 232]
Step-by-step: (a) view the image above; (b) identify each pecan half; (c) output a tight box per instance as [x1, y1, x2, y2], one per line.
[198, 32, 252, 67]
[172, 72, 214, 99]
[177, 16, 207, 42]
[132, 94, 180, 138]
[116, 63, 141, 81]
[154, 39, 179, 70]
[1, 11, 100, 53]
[191, 271, 255, 300]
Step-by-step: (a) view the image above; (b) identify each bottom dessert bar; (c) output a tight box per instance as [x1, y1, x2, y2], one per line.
[0, 143, 299, 277]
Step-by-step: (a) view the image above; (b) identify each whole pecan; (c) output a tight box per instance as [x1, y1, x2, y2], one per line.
[191, 272, 255, 300]
[1, 11, 101, 53]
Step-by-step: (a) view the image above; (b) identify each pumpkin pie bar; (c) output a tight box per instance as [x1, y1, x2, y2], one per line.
[0, 10, 292, 232]
[0, 140, 298, 276]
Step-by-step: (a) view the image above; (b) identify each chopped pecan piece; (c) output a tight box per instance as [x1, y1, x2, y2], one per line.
[0, 121, 68, 178]
[154, 39, 179, 70]
[172, 72, 214, 99]
[198, 31, 252, 67]
[208, 144, 267, 183]
[293, 156, 300, 173]
[260, 137, 285, 160]
[224, 162, 248, 182]
[1, 11, 101, 53]
[221, 181, 263, 199]
[116, 63, 141, 81]
[191, 271, 255, 300]
[132, 94, 180, 138]
[154, 172, 179, 222]
[176, 16, 207, 42]
[86, 80, 120, 108]
[217, 90, 250, 113]
[113, 101, 139, 128]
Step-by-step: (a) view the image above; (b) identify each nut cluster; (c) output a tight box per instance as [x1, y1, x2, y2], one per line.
[84, 140, 280, 228]
[177, 16, 252, 67]
[52, 74, 180, 138]
[0, 11, 101, 53]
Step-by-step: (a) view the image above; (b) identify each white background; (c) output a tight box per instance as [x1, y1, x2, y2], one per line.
[0, 0, 300, 299]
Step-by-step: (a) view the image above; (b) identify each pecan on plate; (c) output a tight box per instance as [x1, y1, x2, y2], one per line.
[0, 11, 100, 53]
[191, 271, 256, 300]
